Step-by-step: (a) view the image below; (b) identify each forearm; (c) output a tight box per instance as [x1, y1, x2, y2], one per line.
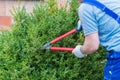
[72, 32, 99, 58]
[81, 44, 98, 54]
[81, 33, 99, 54]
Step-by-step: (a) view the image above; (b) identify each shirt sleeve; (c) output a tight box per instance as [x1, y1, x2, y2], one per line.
[78, 3, 98, 36]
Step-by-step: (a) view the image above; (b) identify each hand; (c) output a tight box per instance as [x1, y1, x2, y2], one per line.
[72, 45, 87, 58]
[76, 20, 82, 31]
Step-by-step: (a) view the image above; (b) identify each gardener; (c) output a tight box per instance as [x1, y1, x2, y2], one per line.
[72, 0, 120, 80]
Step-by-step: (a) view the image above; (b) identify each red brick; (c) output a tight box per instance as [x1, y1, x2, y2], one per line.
[0, 16, 12, 31]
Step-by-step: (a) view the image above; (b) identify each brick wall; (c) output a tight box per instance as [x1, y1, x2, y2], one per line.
[0, 0, 40, 31]
[0, 0, 67, 31]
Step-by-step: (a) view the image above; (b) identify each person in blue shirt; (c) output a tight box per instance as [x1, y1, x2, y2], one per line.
[72, 0, 120, 80]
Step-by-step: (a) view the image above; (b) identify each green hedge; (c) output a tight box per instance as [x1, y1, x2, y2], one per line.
[0, 0, 107, 80]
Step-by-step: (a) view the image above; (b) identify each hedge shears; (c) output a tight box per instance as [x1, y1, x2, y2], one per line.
[42, 20, 82, 52]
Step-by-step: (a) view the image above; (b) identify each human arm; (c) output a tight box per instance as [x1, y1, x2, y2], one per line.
[72, 3, 100, 58]
[81, 32, 99, 54]
[72, 32, 99, 58]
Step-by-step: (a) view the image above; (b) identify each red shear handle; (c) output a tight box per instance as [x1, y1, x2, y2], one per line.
[50, 47, 74, 52]
[51, 29, 77, 44]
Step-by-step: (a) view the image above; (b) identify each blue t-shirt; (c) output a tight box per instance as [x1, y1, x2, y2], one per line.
[78, 0, 120, 51]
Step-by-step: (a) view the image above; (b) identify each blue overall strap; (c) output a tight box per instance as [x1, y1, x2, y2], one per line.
[82, 0, 120, 24]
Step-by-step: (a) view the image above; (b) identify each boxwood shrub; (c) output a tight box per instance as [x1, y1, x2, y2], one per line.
[0, 0, 107, 80]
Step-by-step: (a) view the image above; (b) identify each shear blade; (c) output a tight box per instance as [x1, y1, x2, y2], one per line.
[42, 42, 51, 49]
